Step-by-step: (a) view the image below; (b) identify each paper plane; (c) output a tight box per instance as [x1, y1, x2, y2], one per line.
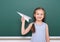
[17, 11, 31, 22]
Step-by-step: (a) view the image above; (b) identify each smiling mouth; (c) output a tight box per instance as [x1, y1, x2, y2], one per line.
[38, 17, 42, 19]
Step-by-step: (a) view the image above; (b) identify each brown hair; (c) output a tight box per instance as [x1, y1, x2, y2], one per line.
[31, 7, 46, 33]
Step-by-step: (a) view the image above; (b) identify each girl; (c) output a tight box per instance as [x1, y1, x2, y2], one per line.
[21, 7, 50, 42]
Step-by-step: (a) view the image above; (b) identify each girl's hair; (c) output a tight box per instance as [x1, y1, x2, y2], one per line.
[31, 7, 46, 33]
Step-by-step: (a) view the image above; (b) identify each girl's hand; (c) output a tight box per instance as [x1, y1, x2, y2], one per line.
[21, 17, 25, 23]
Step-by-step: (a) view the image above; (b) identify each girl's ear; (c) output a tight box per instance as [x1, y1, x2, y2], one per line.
[34, 14, 36, 17]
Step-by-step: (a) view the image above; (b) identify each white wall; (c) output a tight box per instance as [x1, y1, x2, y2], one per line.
[0, 36, 60, 42]
[0, 40, 60, 42]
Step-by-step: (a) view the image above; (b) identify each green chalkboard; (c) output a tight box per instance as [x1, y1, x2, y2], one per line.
[0, 0, 60, 36]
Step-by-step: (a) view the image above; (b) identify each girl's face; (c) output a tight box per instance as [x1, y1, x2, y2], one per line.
[34, 9, 44, 21]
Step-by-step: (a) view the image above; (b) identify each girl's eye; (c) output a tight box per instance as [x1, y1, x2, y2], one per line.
[37, 13, 43, 15]
[40, 14, 43, 15]
[37, 14, 39, 15]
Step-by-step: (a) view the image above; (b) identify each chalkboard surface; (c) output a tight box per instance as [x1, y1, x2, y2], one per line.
[0, 0, 60, 36]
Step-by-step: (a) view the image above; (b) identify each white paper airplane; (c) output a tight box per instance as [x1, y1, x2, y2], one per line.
[17, 11, 31, 22]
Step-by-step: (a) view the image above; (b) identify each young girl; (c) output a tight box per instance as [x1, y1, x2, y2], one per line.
[21, 7, 50, 42]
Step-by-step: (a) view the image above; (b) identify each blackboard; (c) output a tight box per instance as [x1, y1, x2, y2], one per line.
[0, 0, 60, 36]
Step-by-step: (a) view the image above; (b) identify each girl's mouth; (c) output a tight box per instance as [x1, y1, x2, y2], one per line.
[37, 17, 42, 19]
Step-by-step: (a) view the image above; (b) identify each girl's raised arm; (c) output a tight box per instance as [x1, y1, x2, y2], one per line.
[21, 17, 33, 35]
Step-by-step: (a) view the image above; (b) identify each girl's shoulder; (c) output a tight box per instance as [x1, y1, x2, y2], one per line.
[29, 22, 34, 26]
[30, 22, 34, 24]
[29, 22, 48, 26]
[43, 22, 48, 27]
[43, 22, 48, 26]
